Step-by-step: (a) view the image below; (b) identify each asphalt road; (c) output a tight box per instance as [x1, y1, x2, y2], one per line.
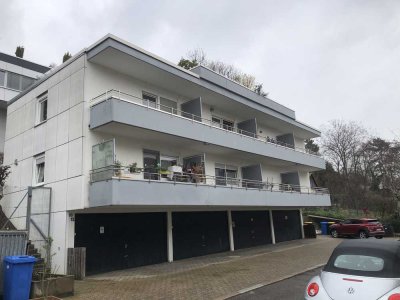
[230, 267, 322, 300]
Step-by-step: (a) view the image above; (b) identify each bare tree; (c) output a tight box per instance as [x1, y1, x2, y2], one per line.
[321, 120, 367, 177]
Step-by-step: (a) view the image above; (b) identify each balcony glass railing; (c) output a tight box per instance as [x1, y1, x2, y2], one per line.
[90, 89, 321, 157]
[90, 165, 329, 195]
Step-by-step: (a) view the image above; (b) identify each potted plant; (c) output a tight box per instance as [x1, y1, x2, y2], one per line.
[114, 160, 122, 176]
[128, 162, 140, 173]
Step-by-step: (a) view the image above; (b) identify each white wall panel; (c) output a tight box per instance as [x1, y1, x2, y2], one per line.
[47, 85, 59, 119]
[55, 144, 68, 181]
[44, 148, 57, 184]
[68, 138, 82, 177]
[56, 111, 69, 146]
[33, 124, 46, 155]
[66, 176, 84, 210]
[68, 103, 83, 141]
[58, 77, 70, 113]
[70, 69, 84, 107]
[45, 117, 57, 150]
[50, 180, 67, 212]
[22, 128, 34, 159]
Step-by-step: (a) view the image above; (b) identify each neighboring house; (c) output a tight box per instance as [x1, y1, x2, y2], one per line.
[0, 52, 50, 152]
[2, 34, 330, 275]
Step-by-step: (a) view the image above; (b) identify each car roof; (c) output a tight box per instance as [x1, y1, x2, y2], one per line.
[324, 239, 400, 278]
[336, 239, 400, 255]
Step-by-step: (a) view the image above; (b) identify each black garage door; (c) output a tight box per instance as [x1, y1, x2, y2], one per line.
[75, 213, 167, 275]
[172, 211, 230, 260]
[272, 210, 302, 243]
[232, 210, 272, 250]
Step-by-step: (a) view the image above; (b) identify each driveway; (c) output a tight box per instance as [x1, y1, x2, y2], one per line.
[69, 236, 341, 300]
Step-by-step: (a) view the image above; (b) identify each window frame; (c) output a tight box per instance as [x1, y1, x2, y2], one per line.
[0, 70, 5, 87]
[33, 153, 46, 186]
[142, 91, 158, 109]
[215, 163, 239, 186]
[36, 93, 48, 125]
[212, 115, 235, 131]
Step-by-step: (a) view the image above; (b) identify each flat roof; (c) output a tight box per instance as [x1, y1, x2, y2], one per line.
[0, 52, 50, 74]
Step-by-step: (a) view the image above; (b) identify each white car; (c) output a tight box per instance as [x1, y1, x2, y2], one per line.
[305, 239, 400, 300]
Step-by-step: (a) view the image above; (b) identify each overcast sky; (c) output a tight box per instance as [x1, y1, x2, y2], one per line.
[1, 0, 399, 139]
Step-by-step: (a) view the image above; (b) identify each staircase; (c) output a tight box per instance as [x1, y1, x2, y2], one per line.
[27, 242, 50, 280]
[1, 205, 49, 279]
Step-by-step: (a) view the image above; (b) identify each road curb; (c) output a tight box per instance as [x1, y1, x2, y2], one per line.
[217, 263, 326, 300]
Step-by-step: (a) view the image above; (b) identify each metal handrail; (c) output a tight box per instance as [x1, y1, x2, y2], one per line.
[90, 89, 321, 157]
[90, 165, 329, 195]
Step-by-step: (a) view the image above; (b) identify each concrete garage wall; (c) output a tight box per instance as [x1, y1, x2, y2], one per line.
[89, 179, 331, 208]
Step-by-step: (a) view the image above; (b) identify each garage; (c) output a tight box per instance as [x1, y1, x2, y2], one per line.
[172, 211, 230, 260]
[232, 210, 272, 250]
[75, 213, 167, 275]
[272, 210, 302, 243]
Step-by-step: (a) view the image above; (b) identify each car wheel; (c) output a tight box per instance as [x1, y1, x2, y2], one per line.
[359, 230, 368, 239]
[331, 229, 338, 238]
[375, 236, 383, 239]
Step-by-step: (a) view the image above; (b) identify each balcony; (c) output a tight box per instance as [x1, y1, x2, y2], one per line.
[89, 166, 331, 208]
[89, 90, 325, 169]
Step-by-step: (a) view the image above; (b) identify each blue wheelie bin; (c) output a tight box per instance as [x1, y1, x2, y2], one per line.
[320, 221, 329, 235]
[3, 256, 36, 300]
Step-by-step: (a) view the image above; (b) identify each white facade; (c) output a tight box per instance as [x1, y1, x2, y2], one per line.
[2, 35, 330, 274]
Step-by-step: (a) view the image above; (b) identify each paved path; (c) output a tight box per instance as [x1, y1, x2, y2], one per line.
[69, 237, 341, 300]
[231, 267, 322, 300]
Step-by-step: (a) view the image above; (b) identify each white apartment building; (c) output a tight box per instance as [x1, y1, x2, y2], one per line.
[2, 35, 330, 275]
[0, 52, 50, 152]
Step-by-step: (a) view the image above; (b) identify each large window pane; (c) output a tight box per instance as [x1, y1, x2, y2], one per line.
[142, 92, 157, 108]
[7, 72, 20, 90]
[0, 70, 5, 87]
[21, 76, 35, 90]
[160, 97, 177, 114]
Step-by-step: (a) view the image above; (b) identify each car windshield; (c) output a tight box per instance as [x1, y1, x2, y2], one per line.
[334, 255, 384, 272]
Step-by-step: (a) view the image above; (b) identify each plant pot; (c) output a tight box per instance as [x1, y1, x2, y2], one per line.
[30, 274, 74, 298]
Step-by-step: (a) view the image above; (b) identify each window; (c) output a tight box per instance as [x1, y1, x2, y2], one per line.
[212, 116, 234, 131]
[143, 149, 160, 180]
[4, 71, 36, 91]
[6, 72, 20, 90]
[37, 94, 48, 124]
[160, 155, 178, 178]
[0, 70, 5, 87]
[215, 163, 238, 186]
[334, 255, 384, 272]
[34, 154, 45, 184]
[21, 76, 35, 91]
[142, 92, 157, 108]
[160, 97, 178, 114]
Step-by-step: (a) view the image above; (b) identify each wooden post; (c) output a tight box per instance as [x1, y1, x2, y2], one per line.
[67, 247, 86, 280]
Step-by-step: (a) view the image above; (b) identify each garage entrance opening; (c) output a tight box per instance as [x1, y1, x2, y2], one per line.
[232, 210, 272, 250]
[75, 212, 167, 275]
[172, 211, 229, 260]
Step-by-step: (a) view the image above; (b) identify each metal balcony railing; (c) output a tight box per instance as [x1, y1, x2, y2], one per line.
[90, 89, 321, 157]
[90, 165, 330, 195]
